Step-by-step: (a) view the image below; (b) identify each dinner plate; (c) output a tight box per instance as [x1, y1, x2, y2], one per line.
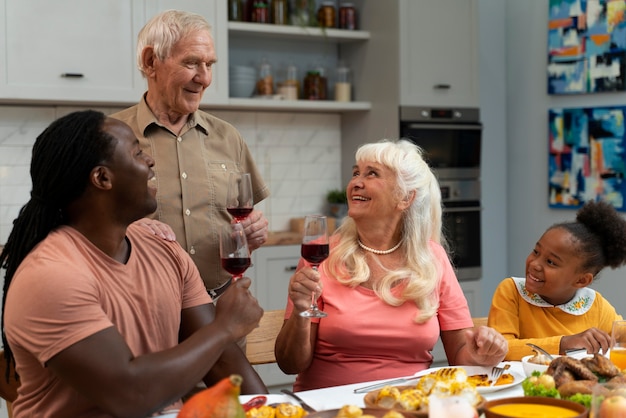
[413, 366, 524, 393]
[307, 407, 414, 417]
[363, 385, 486, 417]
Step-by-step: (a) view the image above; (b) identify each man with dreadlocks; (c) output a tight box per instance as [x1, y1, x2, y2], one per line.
[0, 110, 267, 417]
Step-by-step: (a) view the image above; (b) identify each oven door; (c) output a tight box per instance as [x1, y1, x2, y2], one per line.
[442, 203, 482, 281]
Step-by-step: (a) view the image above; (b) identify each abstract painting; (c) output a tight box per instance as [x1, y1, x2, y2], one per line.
[549, 106, 626, 210]
[548, 0, 626, 94]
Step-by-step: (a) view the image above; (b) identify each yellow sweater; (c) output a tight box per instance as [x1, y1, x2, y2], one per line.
[488, 277, 621, 360]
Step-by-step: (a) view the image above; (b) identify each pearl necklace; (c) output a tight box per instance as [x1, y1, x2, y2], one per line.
[357, 239, 402, 255]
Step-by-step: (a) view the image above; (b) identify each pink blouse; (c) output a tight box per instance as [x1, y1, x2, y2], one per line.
[285, 241, 473, 391]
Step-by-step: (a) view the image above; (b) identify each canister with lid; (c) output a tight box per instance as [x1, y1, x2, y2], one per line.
[317, 1, 337, 28]
[303, 70, 327, 100]
[272, 0, 288, 25]
[338, 2, 356, 30]
[334, 64, 351, 102]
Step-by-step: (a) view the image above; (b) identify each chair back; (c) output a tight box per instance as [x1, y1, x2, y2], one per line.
[472, 316, 488, 328]
[0, 350, 19, 418]
[246, 309, 285, 365]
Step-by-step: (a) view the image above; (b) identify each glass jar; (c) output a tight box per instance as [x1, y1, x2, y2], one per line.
[229, 0, 243, 21]
[317, 1, 336, 28]
[272, 0, 288, 25]
[251, 1, 270, 24]
[338, 2, 356, 30]
[303, 70, 327, 100]
[334, 65, 351, 102]
[256, 60, 274, 95]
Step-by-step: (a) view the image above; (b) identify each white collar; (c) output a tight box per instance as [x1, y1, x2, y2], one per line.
[512, 277, 595, 315]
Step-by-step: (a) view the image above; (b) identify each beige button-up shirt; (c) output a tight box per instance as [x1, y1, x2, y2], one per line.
[112, 98, 270, 290]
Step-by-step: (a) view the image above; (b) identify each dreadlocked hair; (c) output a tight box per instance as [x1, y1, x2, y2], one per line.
[0, 109, 116, 381]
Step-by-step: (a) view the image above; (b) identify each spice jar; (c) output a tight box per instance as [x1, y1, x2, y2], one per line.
[229, 0, 243, 21]
[317, 1, 336, 28]
[251, 0, 270, 24]
[338, 2, 357, 30]
[303, 70, 327, 100]
[334, 64, 351, 102]
[256, 60, 274, 95]
[272, 0, 288, 25]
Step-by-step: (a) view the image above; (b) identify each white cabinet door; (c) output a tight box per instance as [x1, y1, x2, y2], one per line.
[399, 0, 479, 107]
[143, 0, 229, 105]
[249, 245, 299, 389]
[0, 0, 145, 104]
[252, 245, 299, 311]
[431, 279, 483, 365]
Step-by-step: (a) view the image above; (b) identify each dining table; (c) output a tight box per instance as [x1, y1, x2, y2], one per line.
[238, 360, 527, 413]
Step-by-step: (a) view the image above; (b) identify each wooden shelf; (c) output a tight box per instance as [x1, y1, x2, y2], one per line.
[228, 21, 370, 43]
[203, 98, 371, 113]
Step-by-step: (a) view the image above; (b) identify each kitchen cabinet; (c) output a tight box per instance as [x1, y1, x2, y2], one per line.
[431, 280, 483, 366]
[399, 0, 479, 107]
[0, 0, 146, 104]
[249, 245, 299, 388]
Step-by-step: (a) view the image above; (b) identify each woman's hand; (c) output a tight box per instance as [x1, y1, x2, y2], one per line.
[560, 328, 611, 355]
[444, 326, 508, 367]
[134, 218, 176, 241]
[288, 266, 322, 313]
[463, 326, 509, 366]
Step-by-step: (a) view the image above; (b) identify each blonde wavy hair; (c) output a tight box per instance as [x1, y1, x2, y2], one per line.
[323, 139, 446, 323]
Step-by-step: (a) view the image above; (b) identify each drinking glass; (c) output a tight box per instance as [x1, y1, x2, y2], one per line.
[219, 223, 251, 281]
[226, 172, 253, 222]
[611, 320, 626, 370]
[299, 215, 329, 318]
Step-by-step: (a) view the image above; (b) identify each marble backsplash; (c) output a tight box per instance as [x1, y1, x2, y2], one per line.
[0, 105, 343, 244]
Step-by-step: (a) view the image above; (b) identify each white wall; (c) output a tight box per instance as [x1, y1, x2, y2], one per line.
[0, 106, 343, 244]
[505, 1, 626, 315]
[477, 0, 509, 315]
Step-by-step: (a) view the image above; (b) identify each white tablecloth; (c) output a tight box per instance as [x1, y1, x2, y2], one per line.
[239, 361, 526, 411]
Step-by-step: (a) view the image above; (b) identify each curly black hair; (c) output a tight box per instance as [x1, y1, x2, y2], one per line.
[549, 201, 626, 275]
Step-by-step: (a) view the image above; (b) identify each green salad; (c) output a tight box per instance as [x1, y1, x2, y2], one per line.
[522, 371, 592, 408]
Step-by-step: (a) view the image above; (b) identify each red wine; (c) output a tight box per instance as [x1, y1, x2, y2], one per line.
[301, 243, 329, 265]
[221, 257, 251, 277]
[227, 207, 253, 221]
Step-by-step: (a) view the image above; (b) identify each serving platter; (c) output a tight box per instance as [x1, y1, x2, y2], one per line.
[413, 365, 524, 394]
[307, 407, 414, 417]
[363, 385, 486, 417]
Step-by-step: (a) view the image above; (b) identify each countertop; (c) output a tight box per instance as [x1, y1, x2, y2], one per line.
[265, 217, 337, 246]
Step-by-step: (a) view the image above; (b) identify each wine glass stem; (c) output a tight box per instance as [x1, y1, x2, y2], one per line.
[310, 265, 320, 310]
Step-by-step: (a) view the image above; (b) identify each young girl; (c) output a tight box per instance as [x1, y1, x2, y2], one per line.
[489, 201, 626, 360]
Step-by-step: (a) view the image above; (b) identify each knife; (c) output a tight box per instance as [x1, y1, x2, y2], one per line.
[352, 376, 417, 393]
[280, 389, 317, 412]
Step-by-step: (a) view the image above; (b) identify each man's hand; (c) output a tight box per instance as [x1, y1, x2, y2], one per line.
[239, 210, 269, 251]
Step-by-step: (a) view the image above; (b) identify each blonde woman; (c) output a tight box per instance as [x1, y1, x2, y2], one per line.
[275, 139, 507, 391]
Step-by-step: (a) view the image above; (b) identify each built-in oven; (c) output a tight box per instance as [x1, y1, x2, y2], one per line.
[399, 106, 482, 281]
[399, 107, 482, 180]
[439, 180, 482, 281]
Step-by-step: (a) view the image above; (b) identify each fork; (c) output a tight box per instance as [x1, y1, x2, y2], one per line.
[490, 363, 511, 386]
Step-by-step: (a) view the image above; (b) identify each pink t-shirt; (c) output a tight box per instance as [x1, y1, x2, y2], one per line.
[285, 241, 473, 391]
[4, 224, 211, 417]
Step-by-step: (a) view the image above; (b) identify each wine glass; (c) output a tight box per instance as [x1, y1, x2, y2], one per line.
[226, 172, 254, 222]
[300, 215, 329, 318]
[220, 223, 251, 281]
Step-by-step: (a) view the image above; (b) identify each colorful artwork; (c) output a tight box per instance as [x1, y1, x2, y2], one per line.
[548, 0, 626, 94]
[549, 106, 626, 210]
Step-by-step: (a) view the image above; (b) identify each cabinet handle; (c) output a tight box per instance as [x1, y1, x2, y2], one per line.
[285, 266, 297, 272]
[61, 73, 84, 78]
[433, 84, 450, 90]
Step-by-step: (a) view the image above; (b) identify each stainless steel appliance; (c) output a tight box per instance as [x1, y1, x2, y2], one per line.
[399, 106, 482, 281]
[399, 106, 482, 180]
